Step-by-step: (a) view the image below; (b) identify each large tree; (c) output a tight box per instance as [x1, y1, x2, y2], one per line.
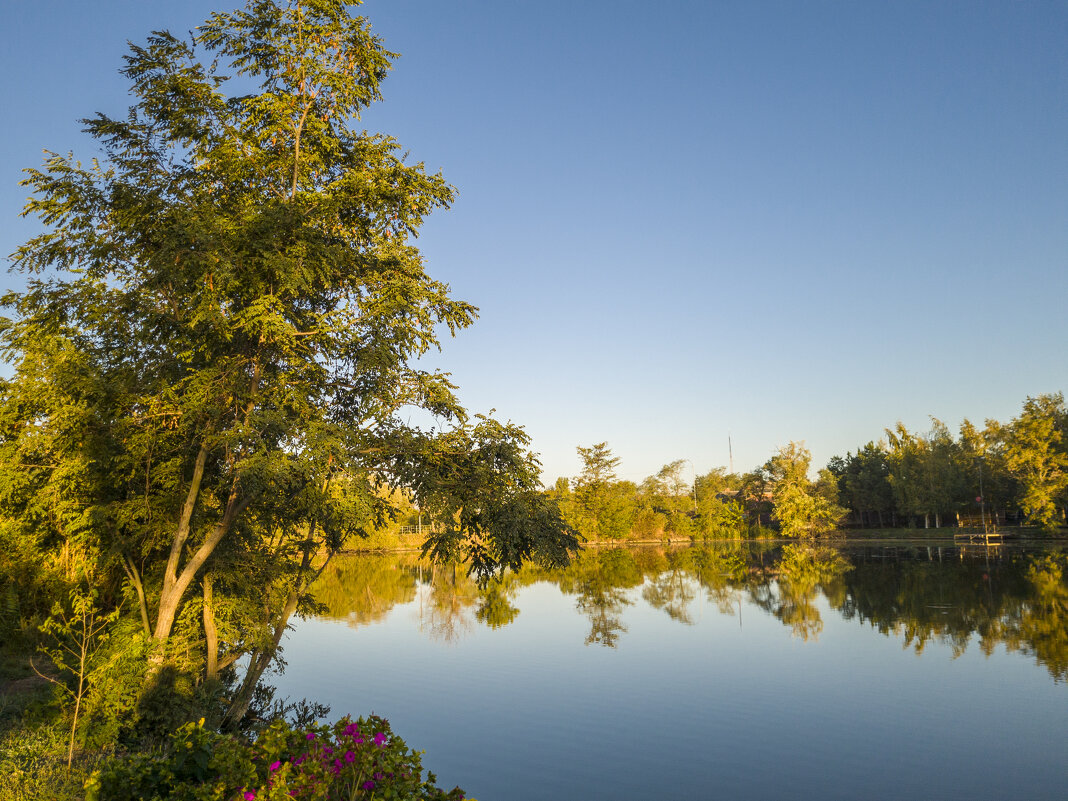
[1, 0, 576, 729]
[885, 423, 936, 527]
[567, 442, 634, 540]
[828, 442, 896, 527]
[1002, 394, 1068, 530]
[764, 442, 844, 537]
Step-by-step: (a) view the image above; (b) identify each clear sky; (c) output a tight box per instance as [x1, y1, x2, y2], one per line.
[3, 1, 1066, 485]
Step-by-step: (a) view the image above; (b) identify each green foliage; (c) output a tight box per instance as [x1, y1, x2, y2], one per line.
[828, 442, 895, 526]
[555, 448, 753, 542]
[738, 468, 773, 532]
[696, 497, 745, 537]
[630, 507, 667, 540]
[555, 392, 1065, 540]
[565, 443, 636, 540]
[694, 467, 742, 500]
[765, 443, 844, 537]
[0, 521, 39, 643]
[402, 415, 580, 579]
[86, 715, 468, 801]
[34, 588, 120, 766]
[0, 718, 102, 801]
[1002, 394, 1068, 530]
[0, 0, 577, 749]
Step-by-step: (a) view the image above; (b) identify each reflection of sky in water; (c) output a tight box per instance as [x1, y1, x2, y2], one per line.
[277, 559, 1067, 801]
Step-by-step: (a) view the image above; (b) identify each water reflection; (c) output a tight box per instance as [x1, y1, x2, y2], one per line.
[755, 545, 851, 641]
[556, 548, 642, 646]
[418, 562, 479, 643]
[475, 572, 521, 629]
[311, 542, 1068, 682]
[313, 554, 419, 627]
[641, 549, 699, 625]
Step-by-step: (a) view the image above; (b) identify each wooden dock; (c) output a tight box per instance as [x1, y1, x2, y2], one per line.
[953, 513, 1000, 543]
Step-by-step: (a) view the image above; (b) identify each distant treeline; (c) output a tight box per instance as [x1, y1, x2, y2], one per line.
[547, 393, 1068, 539]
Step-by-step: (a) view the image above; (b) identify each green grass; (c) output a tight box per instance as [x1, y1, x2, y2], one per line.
[0, 641, 98, 801]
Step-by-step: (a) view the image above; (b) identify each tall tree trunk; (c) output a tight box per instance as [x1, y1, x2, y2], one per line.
[223, 591, 300, 730]
[120, 554, 152, 636]
[163, 439, 211, 588]
[222, 521, 329, 730]
[203, 574, 218, 682]
[154, 482, 250, 641]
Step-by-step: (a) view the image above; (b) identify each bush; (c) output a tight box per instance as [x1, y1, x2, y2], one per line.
[86, 715, 470, 801]
[631, 508, 666, 539]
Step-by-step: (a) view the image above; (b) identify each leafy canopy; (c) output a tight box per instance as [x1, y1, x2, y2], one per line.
[1, 0, 577, 692]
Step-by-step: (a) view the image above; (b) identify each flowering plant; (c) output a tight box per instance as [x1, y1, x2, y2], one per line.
[85, 715, 470, 801]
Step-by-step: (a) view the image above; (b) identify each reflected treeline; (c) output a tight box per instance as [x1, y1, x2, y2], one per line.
[310, 544, 1068, 682]
[313, 554, 484, 643]
[415, 560, 481, 643]
[840, 545, 1068, 680]
[556, 547, 644, 646]
[313, 554, 421, 627]
[748, 545, 851, 640]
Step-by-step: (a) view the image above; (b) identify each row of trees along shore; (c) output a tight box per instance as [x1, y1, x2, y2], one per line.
[549, 393, 1068, 541]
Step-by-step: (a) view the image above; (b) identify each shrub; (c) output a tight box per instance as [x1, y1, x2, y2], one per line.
[86, 715, 470, 801]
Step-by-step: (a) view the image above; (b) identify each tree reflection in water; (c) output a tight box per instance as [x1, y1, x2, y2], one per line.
[309, 544, 1068, 680]
[312, 554, 420, 627]
[557, 549, 642, 646]
[417, 561, 479, 643]
[641, 550, 698, 625]
[755, 545, 851, 641]
[476, 573, 521, 629]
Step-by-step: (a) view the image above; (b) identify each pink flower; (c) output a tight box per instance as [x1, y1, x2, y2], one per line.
[362, 780, 376, 791]
[305, 732, 316, 740]
[344, 750, 355, 763]
[244, 792, 256, 801]
[269, 761, 281, 772]
[372, 732, 387, 747]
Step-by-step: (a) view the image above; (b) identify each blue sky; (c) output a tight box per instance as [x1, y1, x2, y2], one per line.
[3, 1, 1066, 484]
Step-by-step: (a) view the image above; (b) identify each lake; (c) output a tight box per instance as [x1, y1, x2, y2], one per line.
[273, 540, 1068, 800]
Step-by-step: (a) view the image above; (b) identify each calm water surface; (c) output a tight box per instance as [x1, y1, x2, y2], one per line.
[274, 541, 1068, 800]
